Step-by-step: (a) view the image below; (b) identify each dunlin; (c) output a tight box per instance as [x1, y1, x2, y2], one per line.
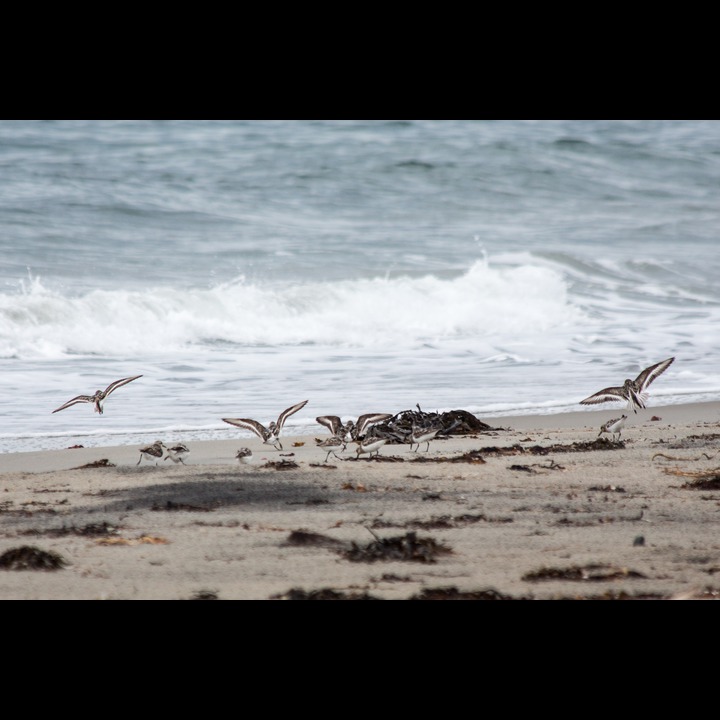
[236, 448, 254, 464]
[350, 413, 393, 440]
[354, 436, 388, 459]
[137, 440, 166, 466]
[580, 357, 674, 414]
[598, 414, 627, 442]
[52, 375, 143, 415]
[315, 415, 354, 448]
[222, 399, 308, 451]
[164, 443, 190, 464]
[316, 436, 345, 463]
[408, 424, 442, 452]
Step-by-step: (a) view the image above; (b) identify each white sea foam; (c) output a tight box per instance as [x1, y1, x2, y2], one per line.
[0, 260, 586, 359]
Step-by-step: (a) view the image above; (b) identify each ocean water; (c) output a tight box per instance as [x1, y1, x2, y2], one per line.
[1, 119, 719, 454]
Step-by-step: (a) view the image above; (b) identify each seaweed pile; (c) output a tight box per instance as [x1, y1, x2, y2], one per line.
[366, 405, 497, 444]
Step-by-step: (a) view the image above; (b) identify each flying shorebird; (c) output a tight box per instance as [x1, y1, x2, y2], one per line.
[137, 440, 166, 466]
[222, 400, 308, 451]
[315, 415, 354, 449]
[163, 443, 190, 464]
[52, 375, 143, 415]
[598, 415, 627, 442]
[315, 412, 392, 443]
[348, 413, 393, 440]
[579, 357, 675, 414]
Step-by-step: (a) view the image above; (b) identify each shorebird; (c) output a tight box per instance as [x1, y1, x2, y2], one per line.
[137, 440, 166, 466]
[598, 415, 627, 442]
[408, 423, 443, 452]
[580, 357, 675, 414]
[316, 436, 346, 463]
[164, 443, 190, 464]
[222, 399, 308, 451]
[315, 415, 354, 449]
[52, 375, 143, 415]
[235, 447, 254, 465]
[349, 413, 393, 440]
[354, 437, 388, 459]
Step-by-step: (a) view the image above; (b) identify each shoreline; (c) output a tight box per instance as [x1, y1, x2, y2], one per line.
[2, 401, 718, 472]
[1, 400, 719, 600]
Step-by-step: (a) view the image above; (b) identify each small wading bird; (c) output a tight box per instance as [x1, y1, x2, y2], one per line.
[598, 414, 627, 443]
[137, 440, 166, 466]
[354, 436, 388, 459]
[350, 413, 393, 440]
[408, 423, 443, 452]
[235, 448, 253, 464]
[315, 415, 355, 449]
[316, 413, 392, 443]
[580, 357, 675, 414]
[52, 375, 143, 415]
[222, 400, 308, 451]
[316, 436, 345, 463]
[164, 443, 190, 464]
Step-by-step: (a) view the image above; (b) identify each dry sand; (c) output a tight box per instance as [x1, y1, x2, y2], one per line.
[1, 402, 719, 600]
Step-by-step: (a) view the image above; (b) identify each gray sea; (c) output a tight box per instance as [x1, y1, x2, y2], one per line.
[1, 119, 719, 453]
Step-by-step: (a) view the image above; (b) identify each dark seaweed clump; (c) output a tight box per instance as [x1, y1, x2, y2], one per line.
[522, 564, 646, 582]
[275, 588, 383, 600]
[0, 545, 67, 571]
[342, 531, 452, 564]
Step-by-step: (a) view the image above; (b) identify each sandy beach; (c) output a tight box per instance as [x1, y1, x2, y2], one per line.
[1, 401, 719, 600]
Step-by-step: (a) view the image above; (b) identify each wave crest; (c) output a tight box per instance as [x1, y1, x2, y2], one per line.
[0, 260, 583, 358]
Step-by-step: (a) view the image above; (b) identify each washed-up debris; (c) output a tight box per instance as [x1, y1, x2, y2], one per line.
[273, 588, 383, 600]
[661, 466, 720, 490]
[370, 512, 513, 530]
[284, 530, 346, 549]
[412, 450, 486, 464]
[410, 586, 530, 600]
[0, 545, 67, 571]
[522, 564, 646, 582]
[152, 500, 216, 512]
[71, 458, 116, 469]
[367, 407, 498, 445]
[22, 521, 121, 538]
[262, 460, 300, 470]
[342, 530, 452, 564]
[96, 535, 169, 546]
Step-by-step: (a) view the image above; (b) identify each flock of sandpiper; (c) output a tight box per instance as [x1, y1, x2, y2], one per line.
[49, 357, 676, 465]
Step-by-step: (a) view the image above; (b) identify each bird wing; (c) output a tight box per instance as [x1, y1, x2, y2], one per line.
[103, 375, 143, 396]
[359, 437, 387, 449]
[316, 436, 341, 447]
[601, 417, 622, 431]
[140, 443, 164, 457]
[51, 395, 95, 413]
[579, 387, 626, 405]
[635, 357, 674, 392]
[316, 415, 342, 435]
[417, 427, 441, 441]
[276, 400, 309, 429]
[222, 418, 268, 439]
[355, 413, 393, 437]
